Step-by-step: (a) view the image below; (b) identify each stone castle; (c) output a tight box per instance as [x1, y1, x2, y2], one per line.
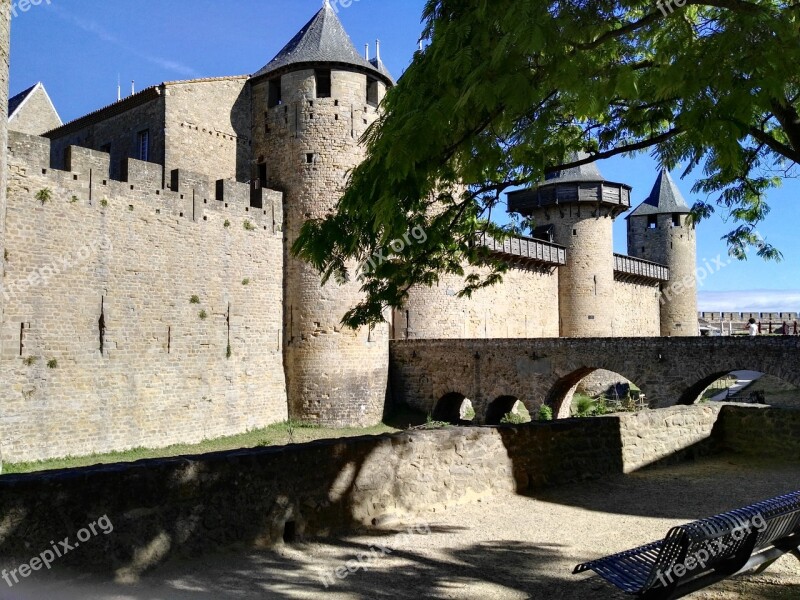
[0, 2, 698, 463]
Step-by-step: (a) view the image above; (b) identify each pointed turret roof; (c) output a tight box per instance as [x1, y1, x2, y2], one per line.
[253, 1, 393, 85]
[544, 151, 604, 184]
[629, 169, 690, 217]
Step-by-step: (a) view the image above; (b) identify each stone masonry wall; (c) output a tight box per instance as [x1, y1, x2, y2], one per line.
[0, 131, 287, 463]
[394, 265, 559, 339]
[164, 77, 250, 183]
[715, 405, 800, 458]
[612, 278, 661, 337]
[0, 0, 9, 360]
[255, 68, 389, 427]
[0, 403, 756, 576]
[8, 84, 61, 135]
[48, 92, 166, 181]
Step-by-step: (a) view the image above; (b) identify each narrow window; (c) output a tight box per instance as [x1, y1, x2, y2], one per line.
[315, 69, 331, 99]
[99, 297, 106, 353]
[647, 215, 657, 229]
[268, 78, 282, 108]
[367, 77, 379, 107]
[137, 129, 149, 161]
[258, 162, 267, 187]
[306, 153, 315, 164]
[672, 213, 681, 227]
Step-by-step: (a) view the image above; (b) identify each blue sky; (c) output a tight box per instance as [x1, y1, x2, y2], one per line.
[9, 0, 800, 312]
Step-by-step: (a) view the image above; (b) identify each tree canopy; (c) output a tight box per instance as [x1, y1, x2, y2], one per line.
[294, 0, 800, 328]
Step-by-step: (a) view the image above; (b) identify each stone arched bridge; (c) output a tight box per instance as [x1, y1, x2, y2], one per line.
[389, 337, 800, 422]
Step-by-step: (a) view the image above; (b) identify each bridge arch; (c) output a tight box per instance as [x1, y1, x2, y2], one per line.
[432, 392, 474, 424]
[485, 395, 522, 425]
[679, 368, 800, 406]
[545, 367, 647, 419]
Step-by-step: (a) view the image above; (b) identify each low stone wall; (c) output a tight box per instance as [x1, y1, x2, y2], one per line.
[0, 405, 781, 579]
[716, 405, 800, 458]
[619, 404, 722, 472]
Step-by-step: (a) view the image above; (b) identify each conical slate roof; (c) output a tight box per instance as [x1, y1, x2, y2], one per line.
[544, 151, 604, 183]
[629, 169, 690, 217]
[253, 1, 393, 85]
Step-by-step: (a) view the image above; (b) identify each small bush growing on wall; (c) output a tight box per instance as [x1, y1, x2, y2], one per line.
[537, 405, 553, 421]
[243, 220, 255, 231]
[70, 195, 79, 204]
[36, 188, 52, 205]
[224, 220, 231, 228]
[100, 198, 109, 208]
[199, 310, 208, 320]
[47, 359, 58, 369]
[190, 295, 200, 304]
[242, 278, 250, 286]
[23, 356, 38, 366]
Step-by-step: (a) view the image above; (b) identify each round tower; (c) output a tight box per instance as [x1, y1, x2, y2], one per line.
[627, 169, 698, 336]
[250, 2, 393, 426]
[507, 154, 631, 337]
[0, 1, 10, 356]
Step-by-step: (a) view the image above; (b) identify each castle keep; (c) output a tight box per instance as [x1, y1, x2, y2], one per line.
[0, 2, 698, 463]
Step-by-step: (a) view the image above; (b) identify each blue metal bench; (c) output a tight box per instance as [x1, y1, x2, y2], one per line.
[574, 491, 800, 599]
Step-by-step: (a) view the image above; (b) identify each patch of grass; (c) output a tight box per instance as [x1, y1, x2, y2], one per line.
[537, 404, 553, 421]
[47, 358, 58, 369]
[22, 356, 38, 366]
[500, 412, 527, 425]
[243, 220, 255, 231]
[100, 198, 109, 208]
[2, 419, 402, 475]
[572, 393, 610, 418]
[242, 278, 250, 286]
[224, 219, 231, 228]
[189, 295, 201, 304]
[70, 195, 79, 204]
[198, 310, 208, 320]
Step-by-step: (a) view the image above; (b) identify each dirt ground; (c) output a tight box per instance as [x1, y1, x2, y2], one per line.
[7, 455, 800, 600]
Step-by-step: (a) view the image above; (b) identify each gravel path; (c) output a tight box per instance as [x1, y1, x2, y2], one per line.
[9, 455, 800, 599]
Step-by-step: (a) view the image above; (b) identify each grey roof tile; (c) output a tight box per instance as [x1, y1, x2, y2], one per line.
[254, 2, 393, 84]
[544, 151, 605, 184]
[629, 169, 691, 217]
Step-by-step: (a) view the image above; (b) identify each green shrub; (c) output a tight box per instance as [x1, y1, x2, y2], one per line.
[199, 310, 208, 320]
[242, 278, 250, 286]
[537, 405, 553, 421]
[501, 412, 526, 425]
[47, 358, 58, 369]
[190, 295, 200, 304]
[243, 220, 255, 231]
[36, 188, 52, 204]
[23, 356, 38, 366]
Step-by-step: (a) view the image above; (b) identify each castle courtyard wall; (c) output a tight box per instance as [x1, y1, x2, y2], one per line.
[612, 278, 661, 336]
[394, 266, 560, 339]
[0, 132, 287, 463]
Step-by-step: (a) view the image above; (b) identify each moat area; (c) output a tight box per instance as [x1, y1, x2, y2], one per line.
[13, 455, 800, 599]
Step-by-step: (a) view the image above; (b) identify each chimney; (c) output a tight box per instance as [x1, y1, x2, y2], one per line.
[375, 39, 381, 62]
[131, 80, 135, 96]
[365, 43, 370, 61]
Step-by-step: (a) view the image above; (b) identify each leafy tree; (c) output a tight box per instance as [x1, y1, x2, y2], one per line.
[295, 0, 799, 328]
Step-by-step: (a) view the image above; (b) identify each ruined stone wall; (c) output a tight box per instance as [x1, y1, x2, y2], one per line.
[48, 92, 166, 181]
[393, 265, 559, 339]
[8, 84, 61, 135]
[0, 132, 286, 463]
[0, 403, 760, 574]
[612, 278, 661, 337]
[163, 78, 250, 183]
[254, 68, 389, 427]
[629, 213, 698, 336]
[716, 405, 800, 458]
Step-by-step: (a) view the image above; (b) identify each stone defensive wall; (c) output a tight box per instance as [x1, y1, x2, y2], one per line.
[0, 131, 287, 463]
[390, 337, 800, 420]
[0, 404, 787, 576]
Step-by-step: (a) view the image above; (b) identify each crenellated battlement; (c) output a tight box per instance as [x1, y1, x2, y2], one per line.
[7, 130, 283, 234]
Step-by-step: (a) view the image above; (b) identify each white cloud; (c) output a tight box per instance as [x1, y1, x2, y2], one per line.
[698, 290, 800, 313]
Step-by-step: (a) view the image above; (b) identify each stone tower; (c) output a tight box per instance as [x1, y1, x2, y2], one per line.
[250, 2, 393, 426]
[628, 169, 698, 336]
[0, 0, 9, 356]
[507, 155, 631, 337]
